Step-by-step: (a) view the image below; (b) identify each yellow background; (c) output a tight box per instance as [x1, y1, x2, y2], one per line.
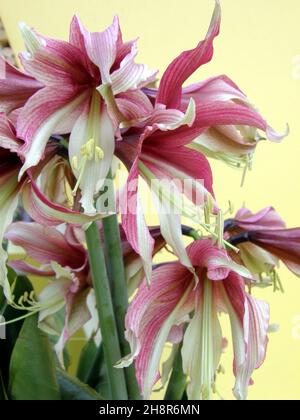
[1, 0, 300, 400]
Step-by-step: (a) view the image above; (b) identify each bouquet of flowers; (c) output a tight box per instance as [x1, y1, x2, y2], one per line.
[0, 0, 297, 401]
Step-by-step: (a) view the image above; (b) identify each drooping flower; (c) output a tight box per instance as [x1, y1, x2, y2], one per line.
[145, 39, 288, 170]
[17, 16, 157, 213]
[118, 239, 269, 400]
[5, 221, 166, 360]
[116, 0, 283, 281]
[225, 206, 300, 277]
[184, 76, 288, 169]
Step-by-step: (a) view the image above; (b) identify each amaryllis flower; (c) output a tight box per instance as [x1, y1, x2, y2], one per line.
[17, 16, 157, 213]
[0, 55, 42, 115]
[225, 207, 300, 277]
[0, 113, 101, 299]
[117, 0, 282, 281]
[145, 8, 288, 170]
[118, 239, 269, 400]
[5, 221, 166, 360]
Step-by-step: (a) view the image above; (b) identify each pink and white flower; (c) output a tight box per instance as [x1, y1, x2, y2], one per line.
[17, 16, 157, 213]
[117, 0, 284, 281]
[0, 55, 42, 115]
[0, 113, 102, 299]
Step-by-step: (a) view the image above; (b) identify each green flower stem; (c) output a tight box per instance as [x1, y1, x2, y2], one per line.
[85, 222, 128, 400]
[102, 171, 141, 400]
[164, 344, 187, 400]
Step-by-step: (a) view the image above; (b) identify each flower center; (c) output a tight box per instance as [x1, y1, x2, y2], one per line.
[71, 138, 104, 196]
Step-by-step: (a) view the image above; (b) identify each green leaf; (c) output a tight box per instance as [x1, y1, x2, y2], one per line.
[8, 313, 61, 400]
[77, 339, 111, 398]
[57, 369, 103, 400]
[76, 338, 99, 384]
[0, 275, 34, 387]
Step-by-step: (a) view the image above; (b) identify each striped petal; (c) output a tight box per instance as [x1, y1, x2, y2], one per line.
[234, 207, 286, 231]
[119, 158, 154, 283]
[5, 222, 86, 270]
[222, 274, 269, 400]
[80, 16, 119, 85]
[21, 177, 102, 226]
[111, 41, 157, 95]
[0, 56, 42, 114]
[156, 0, 221, 108]
[120, 263, 193, 397]
[147, 100, 272, 150]
[0, 113, 22, 153]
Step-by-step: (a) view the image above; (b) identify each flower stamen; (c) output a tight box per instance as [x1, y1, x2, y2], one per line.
[71, 138, 104, 196]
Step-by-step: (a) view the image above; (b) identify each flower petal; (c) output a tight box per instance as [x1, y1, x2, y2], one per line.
[80, 16, 119, 85]
[147, 100, 270, 150]
[0, 113, 22, 153]
[119, 158, 154, 283]
[222, 275, 269, 400]
[120, 263, 193, 397]
[0, 56, 42, 114]
[181, 75, 247, 105]
[182, 282, 222, 400]
[111, 41, 157, 95]
[116, 90, 153, 122]
[5, 222, 86, 270]
[68, 94, 115, 213]
[17, 88, 88, 177]
[156, 0, 221, 108]
[21, 177, 102, 226]
[187, 239, 251, 280]
[249, 228, 300, 276]
[234, 207, 286, 231]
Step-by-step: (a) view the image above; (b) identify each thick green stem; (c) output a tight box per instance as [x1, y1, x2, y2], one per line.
[164, 344, 187, 400]
[85, 222, 128, 400]
[102, 172, 141, 400]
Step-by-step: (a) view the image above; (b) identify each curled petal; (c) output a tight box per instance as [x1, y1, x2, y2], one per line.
[116, 90, 153, 122]
[119, 158, 154, 283]
[111, 41, 157, 95]
[249, 228, 300, 276]
[0, 113, 22, 153]
[147, 100, 271, 150]
[187, 240, 251, 280]
[156, 0, 221, 108]
[21, 177, 102, 226]
[181, 75, 247, 106]
[234, 207, 286, 231]
[222, 275, 269, 400]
